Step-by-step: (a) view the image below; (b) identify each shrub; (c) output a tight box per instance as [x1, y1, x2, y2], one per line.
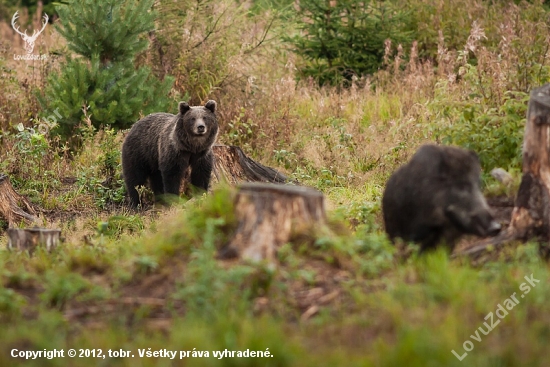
[38, 0, 174, 145]
[431, 2, 550, 172]
[149, 0, 281, 105]
[40, 55, 173, 140]
[435, 89, 527, 171]
[287, 0, 415, 86]
[76, 128, 126, 209]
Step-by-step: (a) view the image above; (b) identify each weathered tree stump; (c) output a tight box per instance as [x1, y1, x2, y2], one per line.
[7, 228, 61, 252]
[220, 183, 325, 262]
[211, 145, 289, 185]
[0, 174, 38, 227]
[458, 83, 550, 257]
[508, 85, 550, 240]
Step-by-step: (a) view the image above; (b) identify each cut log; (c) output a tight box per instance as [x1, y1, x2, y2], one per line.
[7, 228, 61, 252]
[457, 83, 550, 257]
[220, 183, 325, 262]
[211, 145, 289, 185]
[0, 174, 38, 227]
[181, 145, 290, 195]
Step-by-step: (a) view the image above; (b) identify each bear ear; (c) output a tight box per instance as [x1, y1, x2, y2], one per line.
[179, 102, 190, 115]
[205, 100, 217, 113]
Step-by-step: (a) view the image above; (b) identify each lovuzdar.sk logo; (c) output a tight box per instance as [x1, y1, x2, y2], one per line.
[11, 10, 48, 60]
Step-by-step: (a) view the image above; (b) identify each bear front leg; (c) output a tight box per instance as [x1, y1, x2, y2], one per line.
[123, 169, 147, 208]
[161, 165, 186, 196]
[160, 152, 190, 198]
[190, 151, 213, 191]
[127, 186, 141, 208]
[149, 171, 165, 197]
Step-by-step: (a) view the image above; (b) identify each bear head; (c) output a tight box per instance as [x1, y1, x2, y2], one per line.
[174, 100, 218, 153]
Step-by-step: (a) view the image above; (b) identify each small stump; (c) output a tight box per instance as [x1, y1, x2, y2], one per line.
[0, 174, 38, 226]
[221, 183, 325, 262]
[7, 228, 61, 252]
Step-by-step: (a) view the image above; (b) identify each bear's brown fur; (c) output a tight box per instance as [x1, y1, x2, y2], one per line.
[121, 100, 218, 207]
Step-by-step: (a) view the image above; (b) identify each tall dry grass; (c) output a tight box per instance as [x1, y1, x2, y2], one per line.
[0, 5, 64, 133]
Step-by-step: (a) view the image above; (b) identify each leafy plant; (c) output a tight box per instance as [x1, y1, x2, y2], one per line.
[134, 255, 158, 274]
[75, 129, 126, 209]
[226, 108, 258, 148]
[13, 123, 49, 175]
[435, 91, 527, 172]
[0, 287, 25, 320]
[41, 271, 90, 309]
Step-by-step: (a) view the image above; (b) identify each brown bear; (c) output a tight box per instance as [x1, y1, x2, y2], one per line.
[121, 100, 218, 207]
[382, 144, 501, 253]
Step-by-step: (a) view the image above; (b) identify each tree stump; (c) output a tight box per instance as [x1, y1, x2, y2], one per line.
[508, 84, 550, 240]
[7, 228, 61, 252]
[211, 145, 289, 185]
[0, 174, 38, 227]
[220, 183, 325, 262]
[458, 83, 550, 257]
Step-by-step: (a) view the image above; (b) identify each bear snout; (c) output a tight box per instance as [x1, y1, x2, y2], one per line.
[192, 118, 207, 135]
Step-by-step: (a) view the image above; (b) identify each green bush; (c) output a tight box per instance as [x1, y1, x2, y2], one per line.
[435, 90, 527, 172]
[38, 0, 174, 145]
[287, 0, 415, 86]
[56, 0, 154, 64]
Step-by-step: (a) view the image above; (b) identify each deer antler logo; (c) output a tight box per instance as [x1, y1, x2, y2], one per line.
[11, 11, 48, 54]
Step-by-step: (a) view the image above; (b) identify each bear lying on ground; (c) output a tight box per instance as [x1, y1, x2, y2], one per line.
[382, 144, 501, 253]
[121, 100, 218, 207]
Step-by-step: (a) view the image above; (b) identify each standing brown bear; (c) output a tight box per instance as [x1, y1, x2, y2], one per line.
[122, 100, 218, 207]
